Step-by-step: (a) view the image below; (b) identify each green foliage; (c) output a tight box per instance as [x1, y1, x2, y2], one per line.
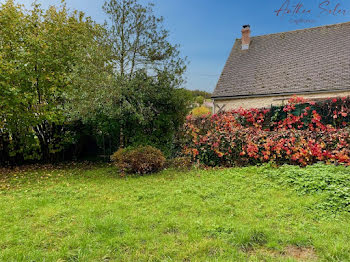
[0, 0, 190, 164]
[118, 72, 192, 156]
[189, 90, 212, 99]
[103, 0, 186, 81]
[111, 145, 165, 174]
[195, 96, 205, 105]
[0, 0, 108, 163]
[67, 0, 190, 157]
[261, 164, 350, 213]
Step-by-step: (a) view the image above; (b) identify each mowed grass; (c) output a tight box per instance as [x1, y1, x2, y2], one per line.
[1, 164, 350, 261]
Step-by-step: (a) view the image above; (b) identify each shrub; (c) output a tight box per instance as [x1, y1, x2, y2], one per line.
[166, 156, 193, 170]
[111, 146, 165, 175]
[191, 106, 211, 117]
[195, 96, 205, 105]
[182, 96, 350, 167]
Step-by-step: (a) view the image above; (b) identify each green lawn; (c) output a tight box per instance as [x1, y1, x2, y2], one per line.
[1, 164, 350, 261]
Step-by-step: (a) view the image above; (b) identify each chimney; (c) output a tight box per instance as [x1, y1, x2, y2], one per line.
[241, 25, 251, 50]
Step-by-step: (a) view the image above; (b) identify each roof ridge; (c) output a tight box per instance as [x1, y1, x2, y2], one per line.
[247, 21, 350, 39]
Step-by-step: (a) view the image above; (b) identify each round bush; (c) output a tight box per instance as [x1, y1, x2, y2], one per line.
[111, 146, 165, 175]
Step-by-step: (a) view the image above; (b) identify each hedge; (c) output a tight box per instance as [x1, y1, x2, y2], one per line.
[182, 96, 350, 167]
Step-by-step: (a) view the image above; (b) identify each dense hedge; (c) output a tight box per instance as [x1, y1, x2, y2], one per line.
[182, 96, 350, 167]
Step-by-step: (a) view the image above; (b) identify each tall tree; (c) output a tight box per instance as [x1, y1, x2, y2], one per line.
[68, 0, 188, 151]
[103, 0, 186, 81]
[103, 0, 187, 148]
[0, 0, 109, 163]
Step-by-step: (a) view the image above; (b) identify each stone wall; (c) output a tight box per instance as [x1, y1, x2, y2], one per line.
[213, 91, 350, 113]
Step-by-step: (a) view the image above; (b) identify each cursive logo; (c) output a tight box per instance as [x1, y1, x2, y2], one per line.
[274, 0, 350, 24]
[274, 0, 312, 16]
[319, 0, 349, 15]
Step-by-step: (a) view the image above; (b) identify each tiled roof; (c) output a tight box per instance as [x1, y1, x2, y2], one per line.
[212, 22, 350, 99]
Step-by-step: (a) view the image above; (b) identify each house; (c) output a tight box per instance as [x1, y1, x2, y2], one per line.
[212, 22, 350, 113]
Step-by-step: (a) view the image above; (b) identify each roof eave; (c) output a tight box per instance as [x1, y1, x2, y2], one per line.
[211, 88, 350, 100]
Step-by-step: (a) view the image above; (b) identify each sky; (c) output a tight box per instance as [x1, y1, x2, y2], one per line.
[2, 0, 350, 92]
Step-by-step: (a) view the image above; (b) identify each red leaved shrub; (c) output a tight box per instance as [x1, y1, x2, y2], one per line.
[182, 96, 350, 167]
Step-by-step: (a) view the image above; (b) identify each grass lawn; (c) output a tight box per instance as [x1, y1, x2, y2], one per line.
[1, 164, 350, 261]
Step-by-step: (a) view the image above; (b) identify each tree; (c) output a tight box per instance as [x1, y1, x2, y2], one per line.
[0, 0, 108, 163]
[103, 0, 186, 80]
[119, 71, 192, 156]
[69, 0, 189, 154]
[104, 0, 187, 148]
[0, 0, 190, 164]
[190, 90, 212, 99]
[195, 96, 205, 105]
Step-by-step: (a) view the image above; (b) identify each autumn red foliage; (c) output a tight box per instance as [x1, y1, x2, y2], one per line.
[183, 96, 350, 167]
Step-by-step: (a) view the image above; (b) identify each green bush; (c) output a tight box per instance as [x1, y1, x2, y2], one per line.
[111, 146, 165, 175]
[195, 96, 205, 105]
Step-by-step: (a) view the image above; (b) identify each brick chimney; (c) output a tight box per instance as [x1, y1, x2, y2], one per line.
[241, 25, 251, 50]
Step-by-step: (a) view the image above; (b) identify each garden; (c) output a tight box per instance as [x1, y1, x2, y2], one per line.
[2, 95, 350, 261]
[2, 0, 350, 261]
[2, 163, 350, 261]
